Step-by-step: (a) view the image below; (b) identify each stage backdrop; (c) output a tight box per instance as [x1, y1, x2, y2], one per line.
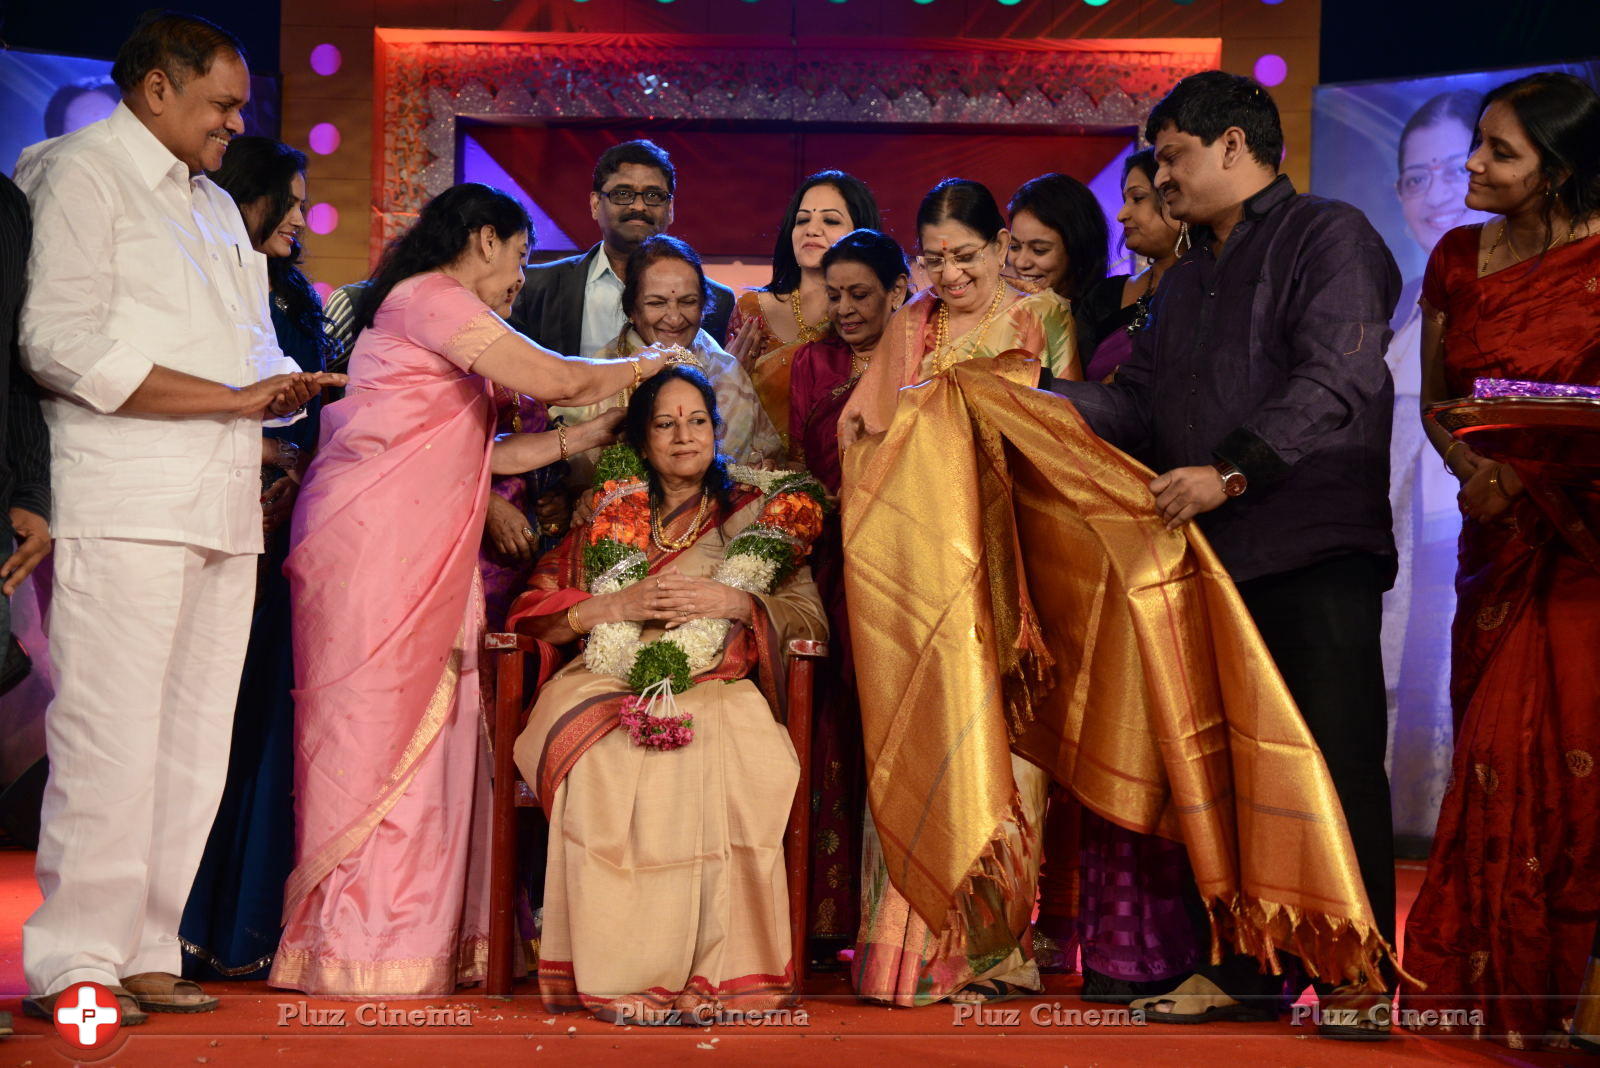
[1311, 60, 1600, 851]
[0, 49, 282, 177]
[461, 118, 1132, 267]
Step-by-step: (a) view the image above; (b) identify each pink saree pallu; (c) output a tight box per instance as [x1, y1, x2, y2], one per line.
[271, 273, 511, 998]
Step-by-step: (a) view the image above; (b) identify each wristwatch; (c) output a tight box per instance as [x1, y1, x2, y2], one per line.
[1213, 459, 1247, 498]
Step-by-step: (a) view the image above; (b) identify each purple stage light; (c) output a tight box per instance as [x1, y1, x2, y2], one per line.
[1254, 53, 1288, 87]
[309, 44, 341, 77]
[308, 123, 341, 155]
[307, 203, 339, 235]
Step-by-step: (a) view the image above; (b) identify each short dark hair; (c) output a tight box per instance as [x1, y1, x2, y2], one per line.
[1144, 71, 1283, 170]
[1397, 89, 1481, 173]
[593, 139, 675, 194]
[621, 234, 710, 323]
[1479, 72, 1600, 235]
[766, 170, 882, 294]
[821, 228, 909, 292]
[1007, 173, 1109, 301]
[916, 178, 1007, 246]
[111, 10, 247, 94]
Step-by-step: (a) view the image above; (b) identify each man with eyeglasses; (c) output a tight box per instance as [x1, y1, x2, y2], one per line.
[512, 139, 733, 356]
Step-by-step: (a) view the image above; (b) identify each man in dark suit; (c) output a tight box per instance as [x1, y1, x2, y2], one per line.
[512, 139, 733, 355]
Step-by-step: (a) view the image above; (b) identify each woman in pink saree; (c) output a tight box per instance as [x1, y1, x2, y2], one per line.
[271, 184, 668, 998]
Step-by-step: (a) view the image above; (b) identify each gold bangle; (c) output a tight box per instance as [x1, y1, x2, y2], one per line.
[630, 359, 643, 391]
[1442, 440, 1466, 474]
[556, 423, 569, 462]
[567, 601, 589, 636]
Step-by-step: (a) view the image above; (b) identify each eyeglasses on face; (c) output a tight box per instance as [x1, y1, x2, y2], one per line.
[601, 186, 673, 207]
[1396, 154, 1470, 200]
[917, 247, 986, 273]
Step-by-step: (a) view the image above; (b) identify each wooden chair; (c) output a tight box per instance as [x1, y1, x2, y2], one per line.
[482, 631, 828, 997]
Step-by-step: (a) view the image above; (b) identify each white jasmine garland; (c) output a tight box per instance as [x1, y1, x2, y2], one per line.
[581, 466, 821, 690]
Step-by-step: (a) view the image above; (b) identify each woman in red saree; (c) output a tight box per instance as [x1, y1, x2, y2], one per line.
[508, 366, 826, 1023]
[1403, 72, 1600, 1049]
[272, 184, 668, 998]
[787, 229, 908, 963]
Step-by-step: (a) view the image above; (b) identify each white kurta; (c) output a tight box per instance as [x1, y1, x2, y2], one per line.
[14, 102, 298, 994]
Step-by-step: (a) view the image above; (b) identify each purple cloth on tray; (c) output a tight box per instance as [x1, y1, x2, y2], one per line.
[1473, 378, 1600, 400]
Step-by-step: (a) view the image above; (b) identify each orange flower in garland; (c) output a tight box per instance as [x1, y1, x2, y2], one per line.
[588, 478, 651, 553]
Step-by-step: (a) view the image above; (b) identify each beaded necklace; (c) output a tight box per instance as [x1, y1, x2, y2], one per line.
[650, 490, 710, 552]
[930, 282, 1009, 375]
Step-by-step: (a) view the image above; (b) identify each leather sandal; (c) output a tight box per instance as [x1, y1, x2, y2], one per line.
[1131, 974, 1277, 1024]
[1316, 989, 1392, 1042]
[21, 985, 149, 1026]
[121, 971, 220, 1014]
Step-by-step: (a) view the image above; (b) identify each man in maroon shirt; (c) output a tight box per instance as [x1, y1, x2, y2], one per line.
[1055, 71, 1402, 1038]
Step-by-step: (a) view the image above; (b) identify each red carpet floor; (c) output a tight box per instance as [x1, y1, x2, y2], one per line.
[0, 850, 1584, 1066]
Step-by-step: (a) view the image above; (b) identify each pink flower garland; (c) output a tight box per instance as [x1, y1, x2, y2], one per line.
[619, 693, 695, 750]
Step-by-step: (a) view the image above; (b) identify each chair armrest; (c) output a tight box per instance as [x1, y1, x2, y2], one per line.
[785, 638, 829, 659]
[485, 632, 540, 653]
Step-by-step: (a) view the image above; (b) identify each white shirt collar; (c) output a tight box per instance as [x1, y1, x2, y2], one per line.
[106, 101, 192, 192]
[587, 246, 623, 287]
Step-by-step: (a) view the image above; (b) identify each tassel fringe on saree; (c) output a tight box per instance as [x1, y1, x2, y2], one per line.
[841, 354, 1398, 989]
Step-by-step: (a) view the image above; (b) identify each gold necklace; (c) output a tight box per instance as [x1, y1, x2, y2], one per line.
[789, 288, 827, 343]
[931, 282, 1009, 375]
[650, 490, 710, 552]
[1483, 216, 1578, 274]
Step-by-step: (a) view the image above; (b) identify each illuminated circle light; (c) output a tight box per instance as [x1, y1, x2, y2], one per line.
[1262, 0, 1285, 4]
[313, 282, 333, 302]
[998, 0, 1022, 6]
[913, 0, 936, 5]
[307, 203, 339, 235]
[309, 44, 341, 77]
[1083, 0, 1110, 7]
[1253, 53, 1288, 87]
[308, 122, 340, 155]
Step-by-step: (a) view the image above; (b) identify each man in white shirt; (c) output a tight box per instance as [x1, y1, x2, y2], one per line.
[14, 12, 341, 1022]
[511, 140, 734, 356]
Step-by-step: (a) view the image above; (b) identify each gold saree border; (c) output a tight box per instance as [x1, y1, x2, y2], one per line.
[271, 935, 492, 999]
[282, 645, 463, 919]
[842, 356, 1403, 988]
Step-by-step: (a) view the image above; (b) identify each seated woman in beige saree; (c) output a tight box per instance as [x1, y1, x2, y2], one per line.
[508, 364, 827, 1024]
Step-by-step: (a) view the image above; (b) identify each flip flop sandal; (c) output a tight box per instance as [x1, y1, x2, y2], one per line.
[952, 979, 1026, 1003]
[21, 986, 149, 1026]
[121, 972, 220, 1014]
[1135, 995, 1277, 1025]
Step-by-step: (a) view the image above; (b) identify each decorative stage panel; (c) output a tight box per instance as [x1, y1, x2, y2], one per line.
[372, 31, 1221, 249]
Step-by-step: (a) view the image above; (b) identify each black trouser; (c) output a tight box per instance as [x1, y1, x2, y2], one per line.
[1194, 552, 1396, 1001]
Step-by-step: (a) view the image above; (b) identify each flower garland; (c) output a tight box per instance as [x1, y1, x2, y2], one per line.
[580, 444, 826, 749]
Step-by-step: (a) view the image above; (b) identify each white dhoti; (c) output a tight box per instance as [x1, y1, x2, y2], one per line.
[23, 537, 255, 993]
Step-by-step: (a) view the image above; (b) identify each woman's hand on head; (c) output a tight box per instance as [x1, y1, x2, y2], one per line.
[575, 407, 626, 452]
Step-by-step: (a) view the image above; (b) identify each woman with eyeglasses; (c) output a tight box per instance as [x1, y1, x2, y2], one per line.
[843, 179, 1078, 1007]
[838, 178, 1077, 455]
[725, 170, 881, 457]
